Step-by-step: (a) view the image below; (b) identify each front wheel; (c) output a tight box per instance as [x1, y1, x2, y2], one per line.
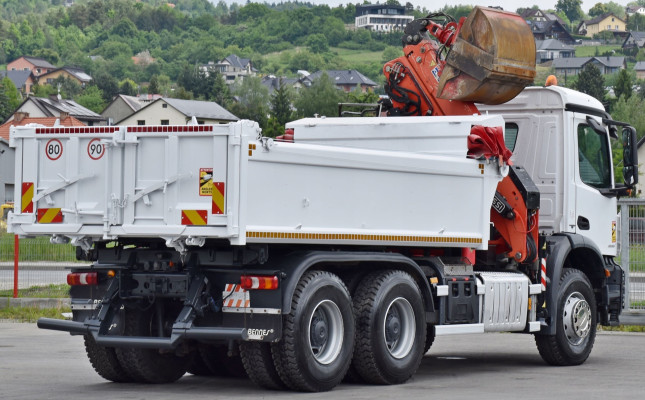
[535, 268, 597, 366]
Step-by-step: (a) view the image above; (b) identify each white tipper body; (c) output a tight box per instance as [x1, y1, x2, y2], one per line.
[9, 115, 506, 251]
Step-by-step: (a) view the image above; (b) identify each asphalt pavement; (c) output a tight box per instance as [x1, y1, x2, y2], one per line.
[0, 322, 643, 400]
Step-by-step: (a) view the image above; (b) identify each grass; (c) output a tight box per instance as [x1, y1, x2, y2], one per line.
[0, 231, 79, 262]
[0, 306, 70, 323]
[575, 45, 622, 57]
[599, 325, 645, 332]
[0, 284, 69, 298]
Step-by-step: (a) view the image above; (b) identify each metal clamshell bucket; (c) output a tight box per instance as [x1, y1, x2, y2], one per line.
[437, 6, 536, 105]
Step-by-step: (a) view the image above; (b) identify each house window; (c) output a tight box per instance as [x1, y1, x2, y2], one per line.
[615, 25, 619, 29]
[137, 120, 145, 125]
[161, 120, 169, 125]
[162, 103, 168, 108]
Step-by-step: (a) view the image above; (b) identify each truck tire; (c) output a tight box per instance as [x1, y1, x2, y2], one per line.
[199, 344, 247, 378]
[115, 307, 190, 383]
[272, 270, 354, 392]
[239, 342, 286, 389]
[352, 270, 426, 385]
[84, 335, 133, 382]
[535, 268, 597, 366]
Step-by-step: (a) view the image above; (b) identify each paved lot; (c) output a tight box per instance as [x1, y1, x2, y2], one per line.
[1, 322, 643, 400]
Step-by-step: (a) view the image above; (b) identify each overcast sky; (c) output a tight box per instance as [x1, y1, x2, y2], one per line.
[218, 0, 635, 15]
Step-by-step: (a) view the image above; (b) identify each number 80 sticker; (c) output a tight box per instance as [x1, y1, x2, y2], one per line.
[87, 138, 105, 160]
[45, 139, 63, 161]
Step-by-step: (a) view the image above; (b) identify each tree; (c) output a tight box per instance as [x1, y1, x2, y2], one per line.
[148, 74, 160, 94]
[556, 0, 583, 22]
[588, 2, 608, 17]
[75, 85, 105, 113]
[1, 77, 21, 110]
[270, 78, 293, 127]
[230, 76, 270, 128]
[0, 81, 13, 123]
[294, 73, 344, 118]
[574, 64, 605, 102]
[614, 69, 632, 100]
[306, 34, 329, 54]
[119, 78, 138, 96]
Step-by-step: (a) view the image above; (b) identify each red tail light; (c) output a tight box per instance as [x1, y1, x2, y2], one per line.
[67, 272, 98, 286]
[240, 275, 279, 290]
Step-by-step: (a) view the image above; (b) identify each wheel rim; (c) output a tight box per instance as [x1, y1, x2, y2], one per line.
[383, 297, 416, 359]
[308, 299, 344, 365]
[563, 291, 592, 345]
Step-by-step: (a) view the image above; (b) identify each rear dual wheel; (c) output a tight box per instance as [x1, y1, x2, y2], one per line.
[352, 270, 426, 385]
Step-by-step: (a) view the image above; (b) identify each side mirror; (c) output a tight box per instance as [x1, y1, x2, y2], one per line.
[622, 126, 638, 187]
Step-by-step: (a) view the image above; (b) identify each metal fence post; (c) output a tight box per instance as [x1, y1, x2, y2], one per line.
[13, 234, 19, 298]
[620, 201, 630, 311]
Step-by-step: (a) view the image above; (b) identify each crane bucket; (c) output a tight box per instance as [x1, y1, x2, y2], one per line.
[437, 6, 536, 105]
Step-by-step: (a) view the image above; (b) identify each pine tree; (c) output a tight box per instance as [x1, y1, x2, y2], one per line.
[148, 75, 160, 95]
[574, 64, 605, 102]
[0, 81, 12, 123]
[270, 78, 293, 127]
[613, 69, 632, 100]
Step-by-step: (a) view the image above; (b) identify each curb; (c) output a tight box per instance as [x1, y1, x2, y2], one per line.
[0, 297, 70, 309]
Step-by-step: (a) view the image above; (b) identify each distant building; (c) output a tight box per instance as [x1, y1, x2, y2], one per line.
[10, 96, 105, 126]
[0, 70, 35, 94]
[117, 98, 238, 126]
[39, 66, 92, 87]
[626, 5, 645, 16]
[261, 75, 303, 94]
[201, 55, 257, 84]
[303, 70, 378, 93]
[577, 13, 626, 37]
[6, 56, 56, 77]
[622, 31, 645, 50]
[635, 61, 645, 79]
[552, 56, 626, 76]
[101, 95, 146, 126]
[535, 39, 575, 63]
[355, 4, 414, 32]
[521, 9, 575, 44]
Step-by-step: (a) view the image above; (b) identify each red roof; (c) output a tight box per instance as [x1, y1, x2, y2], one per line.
[0, 116, 86, 141]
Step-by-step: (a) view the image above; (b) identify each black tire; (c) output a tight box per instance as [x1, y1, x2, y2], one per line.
[199, 343, 247, 378]
[239, 341, 286, 390]
[352, 270, 426, 385]
[84, 335, 133, 383]
[115, 306, 190, 383]
[535, 268, 597, 366]
[272, 270, 354, 392]
[424, 324, 436, 354]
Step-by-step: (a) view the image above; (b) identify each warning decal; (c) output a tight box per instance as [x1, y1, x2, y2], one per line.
[612, 221, 617, 243]
[37, 208, 63, 223]
[212, 182, 225, 215]
[222, 284, 250, 308]
[199, 168, 213, 196]
[21, 182, 34, 213]
[181, 210, 208, 225]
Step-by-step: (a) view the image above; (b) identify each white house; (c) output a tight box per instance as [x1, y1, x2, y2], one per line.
[117, 98, 238, 126]
[355, 4, 414, 32]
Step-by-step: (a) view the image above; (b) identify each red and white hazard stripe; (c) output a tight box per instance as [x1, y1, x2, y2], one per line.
[541, 258, 547, 292]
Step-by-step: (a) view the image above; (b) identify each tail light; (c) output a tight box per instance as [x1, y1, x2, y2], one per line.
[240, 275, 279, 290]
[67, 272, 98, 286]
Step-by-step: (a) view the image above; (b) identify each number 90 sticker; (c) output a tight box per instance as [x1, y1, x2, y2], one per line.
[45, 139, 63, 161]
[87, 138, 105, 160]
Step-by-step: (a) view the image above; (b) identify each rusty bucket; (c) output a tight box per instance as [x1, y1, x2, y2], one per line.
[437, 6, 536, 105]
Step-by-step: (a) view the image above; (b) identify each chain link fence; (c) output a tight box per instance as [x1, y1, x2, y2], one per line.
[0, 231, 82, 298]
[618, 199, 645, 322]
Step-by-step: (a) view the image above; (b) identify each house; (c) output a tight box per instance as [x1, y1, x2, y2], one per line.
[355, 4, 414, 32]
[552, 56, 626, 76]
[9, 96, 105, 126]
[577, 13, 626, 37]
[522, 9, 575, 44]
[0, 113, 85, 204]
[202, 55, 257, 84]
[622, 31, 645, 50]
[535, 39, 575, 63]
[302, 70, 378, 93]
[261, 75, 303, 94]
[626, 5, 645, 16]
[38, 66, 92, 87]
[6, 56, 56, 77]
[117, 98, 238, 126]
[0, 70, 35, 94]
[635, 61, 645, 79]
[101, 95, 146, 126]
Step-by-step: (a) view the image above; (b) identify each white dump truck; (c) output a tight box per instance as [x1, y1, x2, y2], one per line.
[9, 6, 638, 393]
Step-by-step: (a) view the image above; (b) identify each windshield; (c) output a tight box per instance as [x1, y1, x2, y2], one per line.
[577, 124, 612, 189]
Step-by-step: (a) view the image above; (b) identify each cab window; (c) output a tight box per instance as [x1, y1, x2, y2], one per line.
[577, 124, 611, 189]
[504, 123, 519, 152]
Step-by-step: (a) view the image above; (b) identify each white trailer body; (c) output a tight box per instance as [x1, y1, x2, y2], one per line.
[10, 116, 504, 251]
